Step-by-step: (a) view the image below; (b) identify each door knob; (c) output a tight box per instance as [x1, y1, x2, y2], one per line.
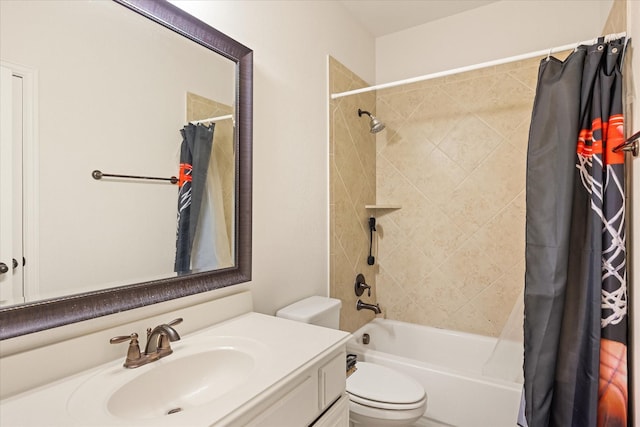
[0, 259, 18, 274]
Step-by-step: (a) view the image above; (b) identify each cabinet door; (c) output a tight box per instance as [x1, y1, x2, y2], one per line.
[312, 394, 349, 427]
[319, 352, 346, 410]
[245, 375, 317, 427]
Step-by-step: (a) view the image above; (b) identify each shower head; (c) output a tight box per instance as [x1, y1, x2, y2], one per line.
[358, 109, 386, 133]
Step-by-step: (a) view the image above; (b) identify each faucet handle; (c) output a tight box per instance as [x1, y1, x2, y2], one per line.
[110, 332, 138, 344]
[354, 274, 371, 297]
[167, 318, 183, 327]
[110, 333, 142, 367]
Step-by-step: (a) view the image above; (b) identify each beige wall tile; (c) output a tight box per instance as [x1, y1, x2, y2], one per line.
[375, 156, 404, 202]
[375, 267, 405, 309]
[379, 124, 437, 169]
[330, 54, 537, 337]
[505, 120, 531, 154]
[473, 259, 525, 330]
[438, 115, 503, 172]
[371, 58, 535, 337]
[440, 183, 502, 236]
[507, 66, 540, 91]
[419, 268, 469, 317]
[411, 147, 467, 205]
[329, 56, 378, 333]
[410, 211, 466, 266]
[473, 74, 535, 137]
[449, 301, 497, 336]
[441, 74, 501, 109]
[468, 141, 526, 209]
[374, 216, 403, 262]
[407, 88, 463, 144]
[439, 235, 504, 300]
[377, 88, 428, 120]
[382, 239, 436, 285]
[602, 0, 626, 34]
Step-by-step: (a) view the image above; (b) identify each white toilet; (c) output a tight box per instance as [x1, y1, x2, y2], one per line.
[276, 296, 427, 427]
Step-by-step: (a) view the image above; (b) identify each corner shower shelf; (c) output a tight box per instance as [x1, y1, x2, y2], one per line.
[365, 204, 402, 210]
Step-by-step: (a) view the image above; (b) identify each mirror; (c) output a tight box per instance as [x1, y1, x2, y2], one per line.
[0, 0, 253, 339]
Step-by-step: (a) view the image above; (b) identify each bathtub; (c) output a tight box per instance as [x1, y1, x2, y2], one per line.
[347, 319, 523, 427]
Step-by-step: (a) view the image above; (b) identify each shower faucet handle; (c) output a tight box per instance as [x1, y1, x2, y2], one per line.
[354, 273, 371, 297]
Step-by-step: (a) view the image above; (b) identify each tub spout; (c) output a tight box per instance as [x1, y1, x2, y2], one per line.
[356, 299, 382, 314]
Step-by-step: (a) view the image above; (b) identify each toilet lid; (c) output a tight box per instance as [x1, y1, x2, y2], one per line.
[346, 362, 426, 406]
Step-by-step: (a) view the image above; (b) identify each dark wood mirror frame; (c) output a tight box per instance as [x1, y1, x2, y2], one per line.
[0, 0, 253, 340]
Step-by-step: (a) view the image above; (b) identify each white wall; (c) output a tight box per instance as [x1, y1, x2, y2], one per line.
[376, 0, 613, 83]
[171, 1, 375, 314]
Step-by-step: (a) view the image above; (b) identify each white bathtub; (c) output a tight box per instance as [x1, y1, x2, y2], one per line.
[347, 319, 523, 427]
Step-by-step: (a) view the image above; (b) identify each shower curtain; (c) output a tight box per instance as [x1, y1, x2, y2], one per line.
[523, 37, 627, 427]
[174, 123, 214, 273]
[190, 131, 233, 272]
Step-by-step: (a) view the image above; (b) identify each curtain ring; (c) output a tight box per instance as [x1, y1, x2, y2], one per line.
[597, 44, 604, 51]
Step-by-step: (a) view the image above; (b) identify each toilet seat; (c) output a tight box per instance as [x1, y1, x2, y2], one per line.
[346, 362, 427, 410]
[348, 393, 426, 411]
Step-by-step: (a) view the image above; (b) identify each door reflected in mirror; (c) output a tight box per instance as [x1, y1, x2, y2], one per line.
[0, 0, 237, 307]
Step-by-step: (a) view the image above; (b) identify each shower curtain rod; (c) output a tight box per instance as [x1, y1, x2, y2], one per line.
[190, 114, 234, 125]
[330, 32, 627, 99]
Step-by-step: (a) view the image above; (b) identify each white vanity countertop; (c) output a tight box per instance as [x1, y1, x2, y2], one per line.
[0, 312, 351, 426]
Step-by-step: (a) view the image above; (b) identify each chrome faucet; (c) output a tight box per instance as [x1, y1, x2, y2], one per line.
[110, 318, 183, 368]
[356, 299, 382, 314]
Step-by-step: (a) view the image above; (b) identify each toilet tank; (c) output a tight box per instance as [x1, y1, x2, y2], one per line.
[276, 296, 342, 329]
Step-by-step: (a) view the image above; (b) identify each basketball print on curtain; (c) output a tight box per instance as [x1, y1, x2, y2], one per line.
[574, 41, 628, 427]
[582, 114, 628, 427]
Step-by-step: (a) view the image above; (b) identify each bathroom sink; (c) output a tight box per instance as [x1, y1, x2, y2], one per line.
[108, 348, 254, 418]
[0, 312, 351, 426]
[67, 336, 269, 422]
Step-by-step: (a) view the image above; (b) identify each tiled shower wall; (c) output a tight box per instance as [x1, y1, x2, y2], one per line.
[370, 0, 627, 337]
[330, 0, 624, 337]
[373, 60, 542, 337]
[329, 56, 538, 337]
[602, 0, 626, 35]
[329, 57, 378, 333]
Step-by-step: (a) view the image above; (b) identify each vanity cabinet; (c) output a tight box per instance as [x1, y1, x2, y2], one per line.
[0, 301, 352, 427]
[239, 349, 349, 426]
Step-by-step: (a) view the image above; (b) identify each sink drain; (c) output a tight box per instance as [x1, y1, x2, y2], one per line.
[167, 408, 183, 415]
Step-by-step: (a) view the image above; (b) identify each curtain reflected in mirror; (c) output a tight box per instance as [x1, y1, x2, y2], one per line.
[175, 123, 214, 273]
[182, 93, 235, 274]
